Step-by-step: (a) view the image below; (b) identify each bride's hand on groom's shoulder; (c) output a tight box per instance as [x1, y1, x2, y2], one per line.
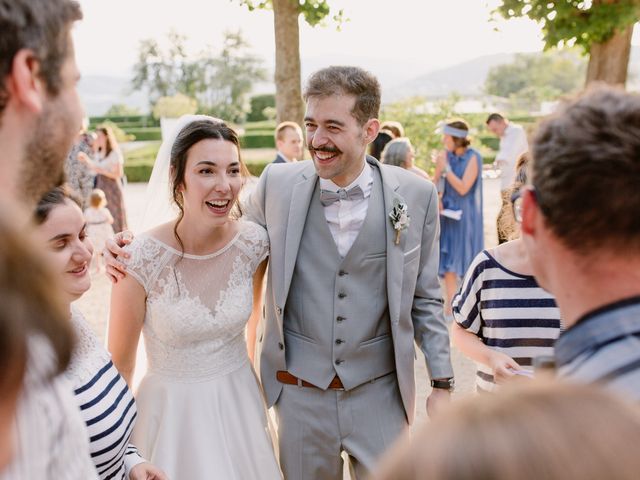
[104, 230, 135, 283]
[129, 461, 169, 480]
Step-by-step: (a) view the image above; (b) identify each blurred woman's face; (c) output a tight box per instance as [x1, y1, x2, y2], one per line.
[35, 199, 93, 304]
[96, 130, 107, 150]
[442, 134, 455, 152]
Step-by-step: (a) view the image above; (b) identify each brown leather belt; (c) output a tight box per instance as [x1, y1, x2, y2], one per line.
[276, 370, 344, 390]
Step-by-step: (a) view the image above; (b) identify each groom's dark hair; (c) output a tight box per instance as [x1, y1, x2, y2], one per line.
[303, 66, 381, 125]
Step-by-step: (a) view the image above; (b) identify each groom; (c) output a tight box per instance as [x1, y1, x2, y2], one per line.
[245, 66, 453, 479]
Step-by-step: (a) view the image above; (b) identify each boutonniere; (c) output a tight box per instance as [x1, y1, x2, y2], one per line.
[388, 199, 410, 245]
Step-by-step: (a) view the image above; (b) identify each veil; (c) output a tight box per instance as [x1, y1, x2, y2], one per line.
[137, 114, 222, 232]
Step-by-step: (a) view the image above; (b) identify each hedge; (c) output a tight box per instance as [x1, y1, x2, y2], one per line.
[240, 133, 275, 149]
[125, 127, 163, 141]
[89, 115, 158, 127]
[478, 135, 500, 151]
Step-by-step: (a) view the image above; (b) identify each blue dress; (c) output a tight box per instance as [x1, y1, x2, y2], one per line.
[439, 148, 484, 277]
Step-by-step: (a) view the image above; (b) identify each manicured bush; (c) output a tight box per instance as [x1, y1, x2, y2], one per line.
[125, 127, 163, 141]
[243, 120, 277, 131]
[247, 94, 276, 122]
[240, 133, 275, 149]
[90, 115, 158, 127]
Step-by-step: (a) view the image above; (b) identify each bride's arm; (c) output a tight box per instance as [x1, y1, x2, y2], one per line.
[108, 274, 146, 386]
[247, 259, 268, 366]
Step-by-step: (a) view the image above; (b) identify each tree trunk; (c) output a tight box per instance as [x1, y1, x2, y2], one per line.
[272, 0, 304, 127]
[585, 4, 634, 86]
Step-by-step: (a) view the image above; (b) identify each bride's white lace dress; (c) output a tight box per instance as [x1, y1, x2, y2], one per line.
[122, 220, 281, 479]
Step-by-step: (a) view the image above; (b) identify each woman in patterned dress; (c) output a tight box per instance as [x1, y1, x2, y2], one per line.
[79, 126, 128, 233]
[33, 185, 166, 480]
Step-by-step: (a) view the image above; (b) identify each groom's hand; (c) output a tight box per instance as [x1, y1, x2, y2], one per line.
[426, 388, 451, 418]
[104, 230, 134, 283]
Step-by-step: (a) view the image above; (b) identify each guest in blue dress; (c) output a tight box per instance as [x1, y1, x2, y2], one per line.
[433, 120, 483, 316]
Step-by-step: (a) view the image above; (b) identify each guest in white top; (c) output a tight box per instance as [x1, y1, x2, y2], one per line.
[486, 113, 529, 191]
[32, 185, 167, 480]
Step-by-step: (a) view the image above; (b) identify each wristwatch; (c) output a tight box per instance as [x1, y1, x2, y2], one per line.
[431, 378, 455, 392]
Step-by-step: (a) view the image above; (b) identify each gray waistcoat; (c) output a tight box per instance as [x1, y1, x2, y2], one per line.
[284, 167, 395, 390]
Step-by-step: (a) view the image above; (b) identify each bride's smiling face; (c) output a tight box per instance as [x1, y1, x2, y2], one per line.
[36, 199, 93, 304]
[180, 138, 243, 224]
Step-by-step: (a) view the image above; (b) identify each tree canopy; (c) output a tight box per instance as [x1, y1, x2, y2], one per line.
[485, 50, 586, 106]
[494, 0, 640, 52]
[131, 30, 266, 123]
[237, 0, 345, 27]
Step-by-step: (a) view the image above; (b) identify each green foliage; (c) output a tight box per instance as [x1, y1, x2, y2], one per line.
[485, 49, 586, 108]
[235, 0, 345, 28]
[494, 1, 640, 53]
[247, 94, 276, 122]
[132, 30, 266, 123]
[104, 104, 142, 117]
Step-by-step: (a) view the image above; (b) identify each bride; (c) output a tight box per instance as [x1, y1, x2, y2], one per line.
[108, 116, 281, 478]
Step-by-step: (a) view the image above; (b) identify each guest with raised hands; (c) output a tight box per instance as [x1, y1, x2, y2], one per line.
[107, 116, 280, 479]
[79, 126, 128, 233]
[451, 154, 561, 391]
[432, 119, 483, 318]
[33, 185, 167, 480]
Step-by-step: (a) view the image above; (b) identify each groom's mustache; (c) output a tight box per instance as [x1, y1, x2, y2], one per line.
[309, 145, 342, 155]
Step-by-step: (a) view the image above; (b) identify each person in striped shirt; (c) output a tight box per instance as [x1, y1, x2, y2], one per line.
[452, 155, 562, 391]
[33, 186, 167, 480]
[520, 86, 640, 399]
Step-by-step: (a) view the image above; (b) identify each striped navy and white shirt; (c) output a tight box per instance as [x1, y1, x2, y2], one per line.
[66, 308, 145, 479]
[452, 250, 562, 392]
[555, 296, 640, 400]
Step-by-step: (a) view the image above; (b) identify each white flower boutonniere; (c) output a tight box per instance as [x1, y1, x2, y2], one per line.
[388, 199, 410, 245]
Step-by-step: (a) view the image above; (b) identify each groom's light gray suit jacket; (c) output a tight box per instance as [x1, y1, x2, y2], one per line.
[245, 157, 453, 423]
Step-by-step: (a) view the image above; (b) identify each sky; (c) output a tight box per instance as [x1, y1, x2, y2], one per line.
[73, 0, 640, 86]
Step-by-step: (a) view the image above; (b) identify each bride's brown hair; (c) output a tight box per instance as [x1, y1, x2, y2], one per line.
[169, 119, 248, 257]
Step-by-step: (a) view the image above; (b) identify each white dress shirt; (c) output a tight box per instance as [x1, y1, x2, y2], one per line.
[496, 123, 528, 191]
[319, 161, 373, 257]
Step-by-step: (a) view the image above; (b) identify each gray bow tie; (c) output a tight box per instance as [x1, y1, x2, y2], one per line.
[319, 185, 364, 206]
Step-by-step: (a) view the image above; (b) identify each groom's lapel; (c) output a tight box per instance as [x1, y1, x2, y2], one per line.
[280, 164, 317, 307]
[376, 159, 406, 325]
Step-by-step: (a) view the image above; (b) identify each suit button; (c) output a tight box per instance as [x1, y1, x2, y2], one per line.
[278, 342, 284, 350]
[339, 270, 347, 276]
[336, 316, 345, 322]
[338, 292, 346, 299]
[276, 306, 282, 315]
[335, 359, 343, 365]
[335, 339, 344, 345]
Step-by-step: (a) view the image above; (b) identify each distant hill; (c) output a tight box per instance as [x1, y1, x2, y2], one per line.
[385, 46, 640, 102]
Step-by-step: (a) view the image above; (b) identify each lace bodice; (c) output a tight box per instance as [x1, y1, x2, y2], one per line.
[122, 221, 269, 379]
